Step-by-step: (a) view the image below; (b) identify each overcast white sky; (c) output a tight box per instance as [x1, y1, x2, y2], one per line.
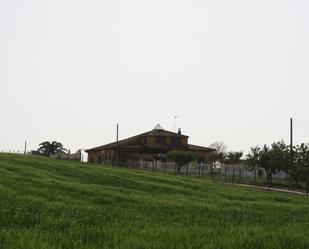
[1, 0, 309, 154]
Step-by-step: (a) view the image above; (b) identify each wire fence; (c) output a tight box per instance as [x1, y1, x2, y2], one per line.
[0, 150, 27, 155]
[0, 149, 87, 162]
[2, 150, 308, 195]
[119, 160, 309, 195]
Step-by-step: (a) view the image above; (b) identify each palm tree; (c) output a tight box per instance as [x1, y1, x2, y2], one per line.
[38, 141, 67, 156]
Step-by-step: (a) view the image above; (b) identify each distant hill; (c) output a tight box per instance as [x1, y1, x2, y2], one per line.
[1, 153, 309, 249]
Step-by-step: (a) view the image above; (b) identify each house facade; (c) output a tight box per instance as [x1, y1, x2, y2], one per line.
[86, 124, 214, 165]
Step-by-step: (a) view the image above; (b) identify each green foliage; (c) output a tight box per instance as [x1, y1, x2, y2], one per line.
[246, 146, 260, 170]
[38, 141, 67, 156]
[128, 153, 140, 162]
[225, 151, 243, 165]
[245, 141, 309, 187]
[167, 150, 195, 172]
[268, 141, 290, 173]
[140, 153, 153, 162]
[246, 142, 289, 184]
[1, 154, 309, 248]
[294, 143, 309, 180]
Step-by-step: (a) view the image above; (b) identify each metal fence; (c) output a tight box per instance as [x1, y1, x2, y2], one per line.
[2, 150, 307, 194]
[0, 150, 27, 155]
[50, 150, 82, 161]
[0, 149, 86, 162]
[119, 160, 309, 194]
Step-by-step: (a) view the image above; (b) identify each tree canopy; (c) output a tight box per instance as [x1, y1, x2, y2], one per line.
[246, 141, 291, 186]
[38, 141, 67, 156]
[224, 151, 243, 165]
[209, 141, 227, 163]
[294, 143, 309, 180]
[167, 150, 196, 173]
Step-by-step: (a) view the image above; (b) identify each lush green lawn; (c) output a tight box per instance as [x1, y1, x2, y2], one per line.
[1, 153, 309, 249]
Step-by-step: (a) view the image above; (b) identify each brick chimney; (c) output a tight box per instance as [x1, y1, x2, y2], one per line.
[178, 128, 181, 135]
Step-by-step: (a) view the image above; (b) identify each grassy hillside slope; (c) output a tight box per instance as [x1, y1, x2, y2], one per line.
[0, 153, 309, 249]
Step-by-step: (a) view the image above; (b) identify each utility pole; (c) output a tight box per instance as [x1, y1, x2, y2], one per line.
[290, 118, 294, 189]
[24, 141, 27, 155]
[116, 123, 119, 166]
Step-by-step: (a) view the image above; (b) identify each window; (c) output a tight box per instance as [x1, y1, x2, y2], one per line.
[156, 137, 166, 144]
[171, 137, 181, 145]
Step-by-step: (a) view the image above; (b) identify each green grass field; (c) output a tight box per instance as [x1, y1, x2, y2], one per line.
[1, 153, 309, 249]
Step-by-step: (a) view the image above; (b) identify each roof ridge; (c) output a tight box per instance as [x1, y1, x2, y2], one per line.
[86, 129, 189, 152]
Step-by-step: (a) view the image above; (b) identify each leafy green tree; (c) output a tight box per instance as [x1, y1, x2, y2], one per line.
[246, 145, 273, 187]
[257, 145, 273, 187]
[268, 141, 290, 186]
[129, 153, 140, 162]
[294, 143, 309, 184]
[246, 146, 260, 170]
[140, 153, 153, 163]
[167, 150, 196, 173]
[269, 141, 289, 172]
[38, 141, 67, 156]
[224, 151, 243, 165]
[247, 142, 289, 187]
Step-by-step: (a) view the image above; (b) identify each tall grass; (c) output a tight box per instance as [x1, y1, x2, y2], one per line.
[0, 153, 309, 249]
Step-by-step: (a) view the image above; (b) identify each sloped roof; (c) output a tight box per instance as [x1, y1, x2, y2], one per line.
[187, 144, 215, 152]
[147, 129, 188, 137]
[85, 129, 189, 152]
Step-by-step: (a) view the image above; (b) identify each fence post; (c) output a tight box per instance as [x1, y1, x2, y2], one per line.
[210, 164, 213, 180]
[224, 166, 227, 182]
[198, 163, 201, 178]
[239, 167, 241, 183]
[289, 169, 292, 190]
[202, 164, 204, 177]
[254, 167, 257, 185]
[186, 165, 189, 176]
[175, 164, 177, 175]
[306, 174, 309, 196]
[267, 173, 271, 190]
[232, 169, 235, 184]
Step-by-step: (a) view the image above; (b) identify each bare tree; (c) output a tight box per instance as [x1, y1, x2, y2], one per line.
[209, 141, 227, 163]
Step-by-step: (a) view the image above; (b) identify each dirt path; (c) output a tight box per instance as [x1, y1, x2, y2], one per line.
[227, 182, 308, 196]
